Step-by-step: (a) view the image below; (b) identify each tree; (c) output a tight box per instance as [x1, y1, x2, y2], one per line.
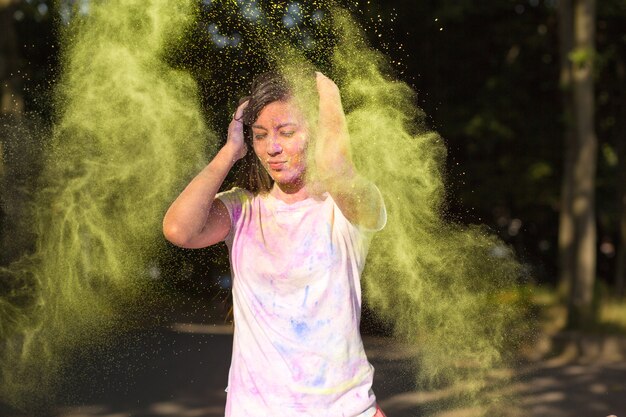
[616, 55, 626, 298]
[557, 0, 576, 299]
[558, 0, 598, 328]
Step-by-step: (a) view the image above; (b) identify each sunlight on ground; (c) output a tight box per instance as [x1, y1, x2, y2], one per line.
[600, 300, 626, 330]
[530, 285, 626, 335]
[44, 288, 626, 417]
[47, 322, 626, 417]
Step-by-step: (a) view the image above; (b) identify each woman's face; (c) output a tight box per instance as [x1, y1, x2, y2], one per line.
[251, 99, 308, 187]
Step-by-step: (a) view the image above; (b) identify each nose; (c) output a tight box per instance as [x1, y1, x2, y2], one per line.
[266, 135, 282, 156]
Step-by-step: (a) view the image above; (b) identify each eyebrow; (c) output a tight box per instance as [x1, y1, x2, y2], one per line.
[251, 122, 297, 130]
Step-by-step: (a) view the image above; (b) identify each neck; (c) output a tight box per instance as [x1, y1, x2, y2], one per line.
[270, 181, 310, 204]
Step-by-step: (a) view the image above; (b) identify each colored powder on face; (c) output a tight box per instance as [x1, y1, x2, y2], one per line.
[0, 1, 529, 415]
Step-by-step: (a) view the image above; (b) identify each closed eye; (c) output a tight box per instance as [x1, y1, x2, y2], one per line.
[253, 133, 267, 140]
[281, 131, 295, 137]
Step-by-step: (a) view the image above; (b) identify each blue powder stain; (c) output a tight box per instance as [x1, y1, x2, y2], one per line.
[312, 373, 326, 387]
[312, 363, 327, 386]
[276, 343, 291, 355]
[315, 318, 330, 327]
[302, 285, 309, 307]
[291, 319, 309, 338]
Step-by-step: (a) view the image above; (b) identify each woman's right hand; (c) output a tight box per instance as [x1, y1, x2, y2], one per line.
[225, 100, 249, 161]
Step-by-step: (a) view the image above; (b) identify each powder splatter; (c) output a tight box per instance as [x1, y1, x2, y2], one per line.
[0, 1, 526, 415]
[0, 0, 211, 409]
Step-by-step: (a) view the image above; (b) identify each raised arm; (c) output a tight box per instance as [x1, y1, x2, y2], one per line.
[162, 101, 248, 248]
[314, 72, 385, 230]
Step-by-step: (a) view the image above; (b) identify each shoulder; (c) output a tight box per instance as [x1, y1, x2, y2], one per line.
[215, 187, 254, 219]
[327, 193, 385, 242]
[216, 186, 253, 201]
[327, 185, 387, 235]
[216, 187, 254, 207]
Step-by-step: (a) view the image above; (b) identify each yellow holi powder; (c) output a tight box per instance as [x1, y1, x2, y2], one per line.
[255, 7, 525, 405]
[0, 0, 210, 409]
[331, 9, 524, 391]
[0, 0, 527, 414]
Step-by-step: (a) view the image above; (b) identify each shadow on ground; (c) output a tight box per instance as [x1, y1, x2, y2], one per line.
[1, 301, 625, 417]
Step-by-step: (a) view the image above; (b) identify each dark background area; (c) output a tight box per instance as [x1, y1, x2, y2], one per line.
[1, 0, 625, 298]
[1, 2, 626, 416]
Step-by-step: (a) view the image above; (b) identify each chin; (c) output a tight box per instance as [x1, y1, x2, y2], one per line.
[271, 172, 305, 187]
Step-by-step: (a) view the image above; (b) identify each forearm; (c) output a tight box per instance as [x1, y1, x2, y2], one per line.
[315, 81, 352, 175]
[314, 73, 384, 229]
[163, 144, 238, 244]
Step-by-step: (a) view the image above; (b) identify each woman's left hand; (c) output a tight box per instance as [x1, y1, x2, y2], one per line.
[315, 71, 341, 100]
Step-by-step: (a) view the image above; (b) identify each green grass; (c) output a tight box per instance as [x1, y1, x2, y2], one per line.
[527, 284, 626, 336]
[598, 299, 626, 334]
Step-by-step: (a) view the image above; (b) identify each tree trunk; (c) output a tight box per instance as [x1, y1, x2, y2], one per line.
[566, 0, 597, 329]
[557, 0, 576, 300]
[615, 57, 626, 299]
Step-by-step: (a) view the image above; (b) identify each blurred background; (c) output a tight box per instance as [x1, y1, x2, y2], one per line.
[1, 0, 625, 416]
[3, 0, 624, 329]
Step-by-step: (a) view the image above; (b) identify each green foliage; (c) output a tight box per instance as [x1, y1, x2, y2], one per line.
[568, 47, 595, 68]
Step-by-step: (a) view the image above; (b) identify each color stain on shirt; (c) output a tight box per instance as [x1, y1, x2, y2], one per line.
[291, 319, 310, 338]
[302, 285, 309, 307]
[216, 188, 378, 416]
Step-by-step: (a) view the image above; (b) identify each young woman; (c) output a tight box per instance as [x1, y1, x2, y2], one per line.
[163, 71, 387, 417]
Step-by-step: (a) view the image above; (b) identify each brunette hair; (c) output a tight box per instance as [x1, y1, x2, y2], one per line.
[233, 71, 293, 194]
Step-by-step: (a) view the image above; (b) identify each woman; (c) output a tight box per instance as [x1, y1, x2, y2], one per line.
[163, 71, 387, 417]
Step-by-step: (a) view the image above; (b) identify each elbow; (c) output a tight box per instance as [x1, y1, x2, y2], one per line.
[162, 221, 191, 248]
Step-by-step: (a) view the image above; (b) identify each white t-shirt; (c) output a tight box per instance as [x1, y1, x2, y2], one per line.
[216, 187, 385, 417]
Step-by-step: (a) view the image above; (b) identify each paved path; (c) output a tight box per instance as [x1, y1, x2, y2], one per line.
[2, 307, 625, 417]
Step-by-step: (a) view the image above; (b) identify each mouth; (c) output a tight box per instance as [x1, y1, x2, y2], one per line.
[267, 161, 287, 170]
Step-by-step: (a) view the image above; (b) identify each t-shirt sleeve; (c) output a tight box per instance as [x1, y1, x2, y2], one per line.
[333, 183, 387, 235]
[215, 187, 251, 246]
[331, 185, 387, 272]
[355, 183, 387, 234]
